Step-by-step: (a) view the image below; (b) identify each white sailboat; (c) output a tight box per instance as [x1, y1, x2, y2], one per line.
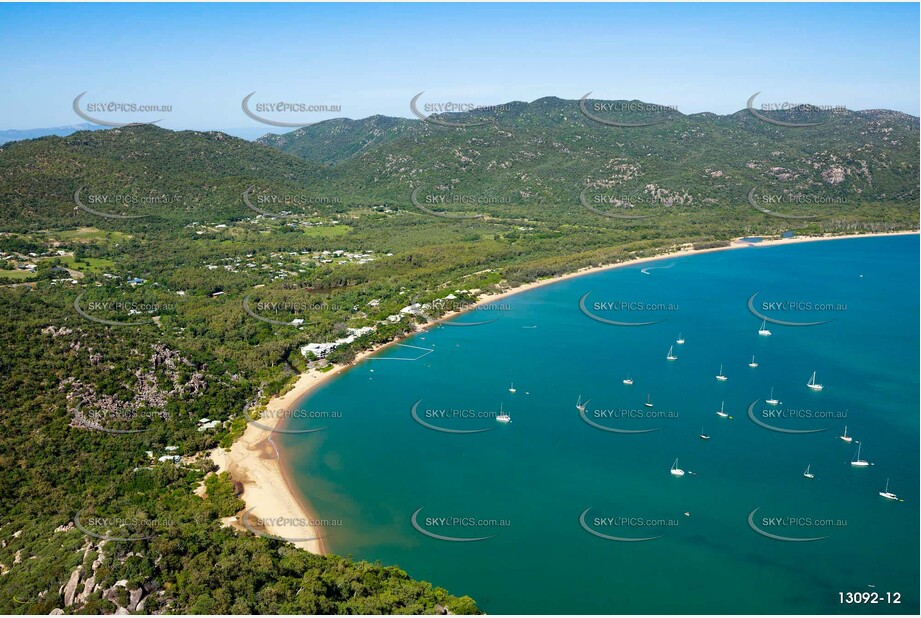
[765, 387, 779, 406]
[715, 364, 728, 381]
[758, 319, 772, 336]
[670, 458, 685, 476]
[806, 371, 823, 391]
[803, 464, 815, 479]
[495, 403, 511, 424]
[676, 333, 685, 345]
[699, 427, 710, 440]
[850, 442, 870, 467]
[839, 426, 853, 443]
[508, 382, 517, 393]
[644, 393, 654, 408]
[879, 478, 898, 501]
[716, 401, 729, 418]
[748, 355, 758, 368]
[575, 395, 588, 413]
[666, 345, 678, 361]
[622, 376, 634, 385]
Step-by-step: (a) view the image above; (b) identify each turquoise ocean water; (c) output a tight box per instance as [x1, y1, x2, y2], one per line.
[281, 235, 919, 614]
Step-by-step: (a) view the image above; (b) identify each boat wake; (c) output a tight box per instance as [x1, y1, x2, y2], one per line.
[641, 262, 676, 275]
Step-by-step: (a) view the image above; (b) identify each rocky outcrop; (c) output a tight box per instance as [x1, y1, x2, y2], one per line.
[52, 538, 165, 614]
[128, 587, 144, 611]
[61, 566, 83, 607]
[64, 343, 207, 432]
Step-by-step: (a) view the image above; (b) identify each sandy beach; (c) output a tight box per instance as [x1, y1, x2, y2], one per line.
[457, 231, 919, 310]
[210, 229, 917, 555]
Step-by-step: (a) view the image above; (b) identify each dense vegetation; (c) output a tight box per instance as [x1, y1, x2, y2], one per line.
[0, 97, 917, 614]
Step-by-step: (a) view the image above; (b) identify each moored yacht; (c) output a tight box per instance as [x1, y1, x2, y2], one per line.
[879, 479, 898, 501]
[806, 371, 823, 391]
[766, 387, 779, 406]
[850, 442, 870, 467]
[670, 458, 685, 476]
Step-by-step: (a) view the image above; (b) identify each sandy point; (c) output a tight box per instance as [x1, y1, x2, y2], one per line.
[209, 368, 349, 555]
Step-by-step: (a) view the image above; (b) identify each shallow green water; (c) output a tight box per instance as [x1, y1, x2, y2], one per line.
[282, 235, 919, 614]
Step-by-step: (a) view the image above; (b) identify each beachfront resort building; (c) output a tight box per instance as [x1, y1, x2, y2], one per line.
[300, 326, 375, 359]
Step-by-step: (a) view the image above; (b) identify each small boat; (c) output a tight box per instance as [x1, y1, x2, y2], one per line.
[839, 425, 853, 443]
[508, 382, 517, 393]
[676, 333, 685, 345]
[622, 377, 634, 385]
[575, 395, 588, 413]
[716, 401, 729, 418]
[850, 442, 870, 467]
[670, 458, 685, 476]
[644, 393, 654, 408]
[748, 355, 758, 368]
[495, 403, 511, 424]
[803, 464, 815, 479]
[806, 371, 823, 391]
[715, 364, 728, 381]
[758, 319, 772, 336]
[699, 428, 710, 440]
[666, 345, 678, 361]
[879, 478, 898, 501]
[766, 387, 779, 406]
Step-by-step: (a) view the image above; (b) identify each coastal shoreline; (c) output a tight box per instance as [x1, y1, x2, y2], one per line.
[211, 229, 918, 555]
